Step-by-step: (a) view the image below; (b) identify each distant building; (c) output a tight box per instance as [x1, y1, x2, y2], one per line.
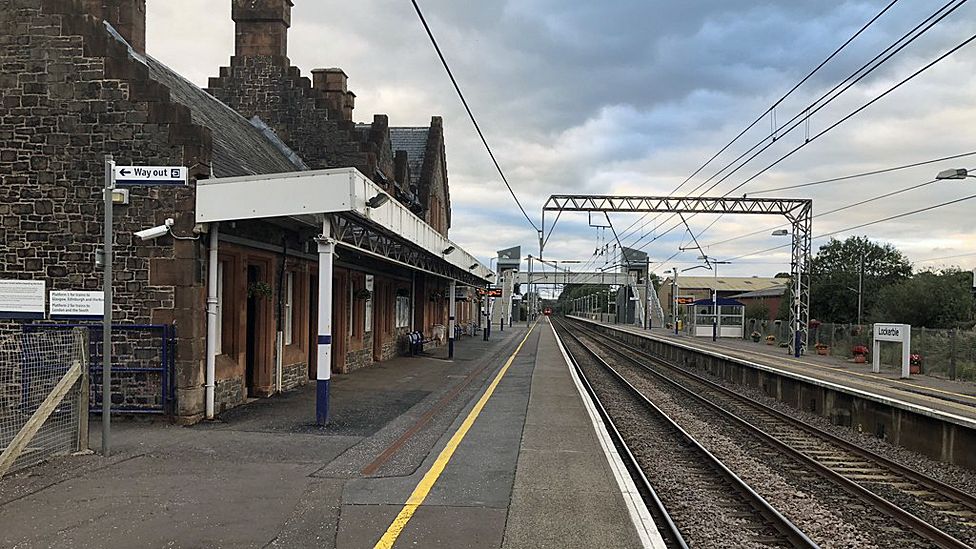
[659, 276, 787, 319]
[729, 286, 787, 321]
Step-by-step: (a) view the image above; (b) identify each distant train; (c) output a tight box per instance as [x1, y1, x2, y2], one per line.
[543, 307, 552, 316]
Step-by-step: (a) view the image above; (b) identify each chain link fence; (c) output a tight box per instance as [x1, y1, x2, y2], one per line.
[744, 318, 976, 381]
[0, 328, 89, 478]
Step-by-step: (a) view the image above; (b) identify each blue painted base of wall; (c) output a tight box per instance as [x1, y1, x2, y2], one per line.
[316, 379, 330, 425]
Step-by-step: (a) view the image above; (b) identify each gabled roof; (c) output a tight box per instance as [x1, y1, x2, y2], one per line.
[389, 127, 429, 187]
[147, 56, 304, 178]
[729, 286, 788, 299]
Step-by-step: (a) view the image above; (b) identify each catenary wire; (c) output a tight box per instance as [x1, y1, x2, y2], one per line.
[621, 0, 968, 247]
[616, 0, 903, 242]
[727, 192, 976, 261]
[634, 9, 975, 256]
[745, 150, 976, 196]
[410, 0, 539, 233]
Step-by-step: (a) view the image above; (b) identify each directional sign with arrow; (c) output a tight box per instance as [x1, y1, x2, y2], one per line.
[113, 165, 187, 186]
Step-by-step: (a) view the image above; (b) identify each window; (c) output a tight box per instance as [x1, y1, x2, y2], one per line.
[284, 272, 294, 345]
[215, 262, 223, 355]
[396, 295, 410, 328]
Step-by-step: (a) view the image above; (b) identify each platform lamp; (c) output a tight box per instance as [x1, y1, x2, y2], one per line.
[935, 168, 976, 180]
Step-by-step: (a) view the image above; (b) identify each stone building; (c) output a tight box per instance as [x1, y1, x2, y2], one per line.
[0, 0, 487, 423]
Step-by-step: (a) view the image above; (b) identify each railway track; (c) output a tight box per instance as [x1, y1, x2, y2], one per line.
[558, 317, 976, 549]
[554, 318, 819, 548]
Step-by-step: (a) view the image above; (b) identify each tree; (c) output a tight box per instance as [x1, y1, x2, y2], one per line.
[873, 268, 975, 328]
[809, 236, 912, 323]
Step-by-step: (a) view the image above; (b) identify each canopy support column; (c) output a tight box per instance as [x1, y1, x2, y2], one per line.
[315, 218, 334, 425]
[448, 280, 456, 359]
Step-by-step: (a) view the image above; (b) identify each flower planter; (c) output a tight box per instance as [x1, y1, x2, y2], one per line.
[816, 346, 829, 356]
[854, 354, 866, 364]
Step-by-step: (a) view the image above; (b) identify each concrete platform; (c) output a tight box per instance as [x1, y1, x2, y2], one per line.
[594, 319, 976, 421]
[0, 320, 647, 548]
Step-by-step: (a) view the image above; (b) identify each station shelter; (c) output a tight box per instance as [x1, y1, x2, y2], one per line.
[197, 168, 490, 423]
[686, 298, 746, 339]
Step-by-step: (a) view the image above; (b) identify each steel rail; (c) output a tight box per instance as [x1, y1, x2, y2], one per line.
[567, 318, 973, 549]
[553, 318, 819, 549]
[555, 323, 688, 549]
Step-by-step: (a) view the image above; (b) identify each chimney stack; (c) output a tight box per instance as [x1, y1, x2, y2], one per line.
[232, 0, 293, 58]
[312, 68, 356, 121]
[83, 0, 147, 55]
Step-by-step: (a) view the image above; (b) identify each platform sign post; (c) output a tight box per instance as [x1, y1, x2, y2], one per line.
[102, 155, 114, 456]
[101, 161, 188, 452]
[873, 323, 911, 378]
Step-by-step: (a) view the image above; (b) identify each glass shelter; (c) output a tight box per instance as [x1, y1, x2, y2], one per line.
[686, 297, 745, 338]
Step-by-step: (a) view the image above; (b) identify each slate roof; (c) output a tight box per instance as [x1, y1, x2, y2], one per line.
[729, 286, 788, 299]
[389, 127, 430, 187]
[146, 56, 304, 178]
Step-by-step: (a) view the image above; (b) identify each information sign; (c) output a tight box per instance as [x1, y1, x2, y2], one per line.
[872, 323, 911, 378]
[114, 165, 187, 186]
[50, 290, 104, 319]
[477, 287, 503, 298]
[0, 280, 45, 319]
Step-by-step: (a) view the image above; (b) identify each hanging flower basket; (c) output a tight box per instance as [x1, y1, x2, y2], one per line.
[396, 288, 411, 298]
[247, 281, 273, 299]
[354, 288, 372, 300]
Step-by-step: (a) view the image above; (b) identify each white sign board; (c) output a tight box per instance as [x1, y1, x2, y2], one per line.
[0, 280, 45, 319]
[114, 165, 187, 186]
[874, 323, 906, 342]
[872, 323, 911, 378]
[50, 290, 104, 319]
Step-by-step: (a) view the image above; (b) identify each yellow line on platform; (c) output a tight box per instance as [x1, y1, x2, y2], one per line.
[373, 321, 538, 549]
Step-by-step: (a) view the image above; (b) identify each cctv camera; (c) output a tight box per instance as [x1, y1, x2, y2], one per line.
[135, 218, 175, 241]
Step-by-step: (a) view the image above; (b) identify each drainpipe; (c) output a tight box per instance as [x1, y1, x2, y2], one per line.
[205, 223, 219, 420]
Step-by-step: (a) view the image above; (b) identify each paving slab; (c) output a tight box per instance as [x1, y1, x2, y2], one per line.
[501, 321, 643, 549]
[1, 320, 650, 548]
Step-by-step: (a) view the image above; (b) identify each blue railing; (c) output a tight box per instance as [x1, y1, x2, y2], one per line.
[22, 323, 176, 414]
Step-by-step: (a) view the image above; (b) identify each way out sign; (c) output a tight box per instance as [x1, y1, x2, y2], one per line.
[114, 165, 187, 186]
[873, 323, 911, 378]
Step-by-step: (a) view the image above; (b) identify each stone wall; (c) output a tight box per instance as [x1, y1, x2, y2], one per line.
[0, 1, 212, 420]
[281, 361, 306, 391]
[214, 376, 244, 415]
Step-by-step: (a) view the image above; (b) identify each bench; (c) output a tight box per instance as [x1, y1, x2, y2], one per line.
[405, 331, 434, 355]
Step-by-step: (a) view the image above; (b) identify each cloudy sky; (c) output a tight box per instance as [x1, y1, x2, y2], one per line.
[146, 1, 976, 280]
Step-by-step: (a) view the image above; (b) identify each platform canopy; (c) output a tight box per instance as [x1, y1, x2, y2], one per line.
[195, 167, 492, 286]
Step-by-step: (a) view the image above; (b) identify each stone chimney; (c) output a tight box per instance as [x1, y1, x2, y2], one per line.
[232, 0, 293, 58]
[311, 68, 356, 121]
[83, 0, 147, 55]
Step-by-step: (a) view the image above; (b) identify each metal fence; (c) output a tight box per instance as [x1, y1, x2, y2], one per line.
[0, 328, 89, 478]
[745, 318, 976, 381]
[23, 324, 175, 414]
